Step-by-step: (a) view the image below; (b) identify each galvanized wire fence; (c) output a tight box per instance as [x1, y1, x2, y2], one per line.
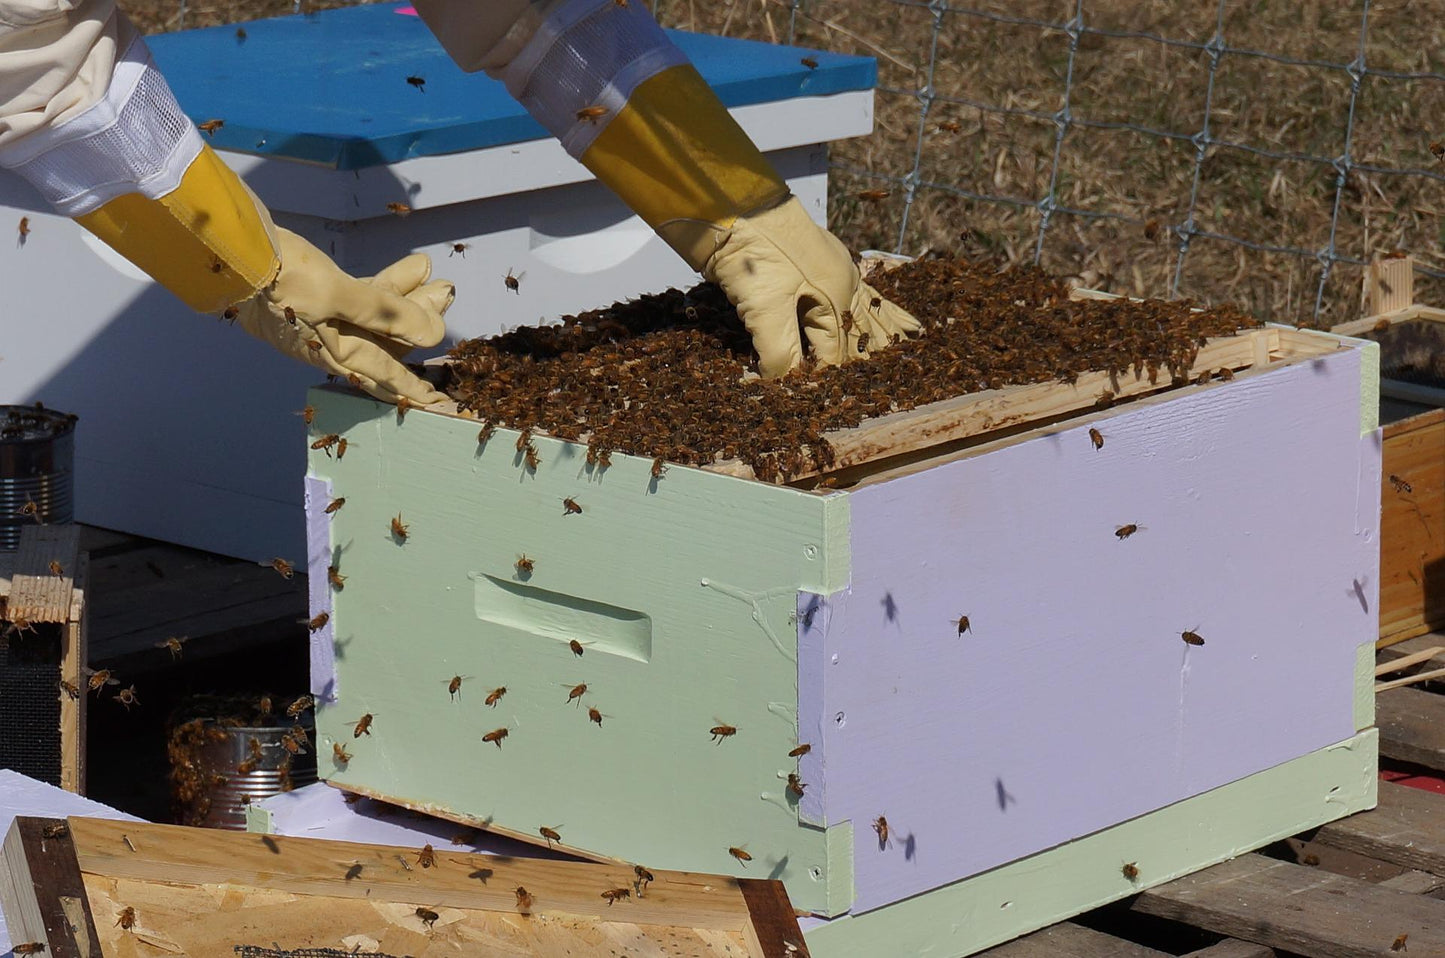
[652, 0, 1445, 325]
[151, 0, 1445, 325]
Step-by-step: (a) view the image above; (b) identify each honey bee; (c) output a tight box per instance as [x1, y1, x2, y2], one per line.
[1374, 318, 1393, 334]
[223, 306, 238, 323]
[936, 119, 962, 133]
[1095, 391, 1115, 409]
[562, 497, 583, 515]
[289, 724, 310, 748]
[395, 397, 413, 421]
[1393, 932, 1409, 951]
[3, 614, 36, 638]
[477, 422, 496, 444]
[284, 306, 297, 324]
[524, 443, 541, 470]
[235, 26, 247, 42]
[634, 864, 654, 889]
[728, 846, 752, 865]
[504, 268, 522, 293]
[570, 639, 585, 657]
[856, 331, 870, 354]
[114, 685, 140, 710]
[353, 713, 374, 737]
[787, 773, 806, 798]
[953, 615, 971, 636]
[485, 686, 507, 707]
[857, 189, 891, 201]
[415, 906, 439, 929]
[516, 554, 534, 574]
[1121, 861, 1139, 880]
[601, 887, 631, 905]
[41, 823, 68, 840]
[57, 679, 80, 700]
[268, 557, 295, 579]
[197, 118, 224, 135]
[336, 438, 349, 459]
[1218, 367, 1234, 381]
[311, 434, 340, 453]
[416, 843, 436, 868]
[1432, 141, 1445, 160]
[280, 733, 305, 755]
[588, 706, 605, 726]
[483, 727, 509, 748]
[1088, 427, 1103, 450]
[406, 75, 426, 92]
[333, 741, 352, 763]
[47, 559, 63, 576]
[1143, 219, 1161, 241]
[17, 216, 29, 243]
[789, 744, 811, 758]
[325, 497, 346, 514]
[306, 611, 330, 631]
[1115, 524, 1139, 540]
[258, 695, 273, 717]
[386, 202, 412, 217]
[18, 499, 39, 520]
[85, 668, 119, 694]
[598, 449, 612, 468]
[1390, 474, 1413, 494]
[515, 886, 534, 911]
[873, 816, 890, 847]
[391, 514, 409, 541]
[800, 56, 818, 69]
[13, 941, 46, 954]
[287, 694, 314, 718]
[710, 723, 737, 744]
[576, 105, 609, 122]
[156, 636, 188, 660]
[539, 825, 562, 847]
[449, 243, 469, 257]
[210, 258, 225, 274]
[565, 682, 588, 706]
[651, 457, 667, 480]
[1181, 630, 1205, 646]
[515, 428, 532, 452]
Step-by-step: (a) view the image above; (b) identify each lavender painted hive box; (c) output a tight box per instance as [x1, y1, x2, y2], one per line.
[303, 317, 1381, 957]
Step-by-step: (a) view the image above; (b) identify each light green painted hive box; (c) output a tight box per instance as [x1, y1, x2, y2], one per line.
[305, 323, 1380, 956]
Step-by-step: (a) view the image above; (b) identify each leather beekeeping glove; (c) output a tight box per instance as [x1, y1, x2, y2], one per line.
[0, 4, 449, 404]
[231, 229, 452, 405]
[413, 0, 918, 378]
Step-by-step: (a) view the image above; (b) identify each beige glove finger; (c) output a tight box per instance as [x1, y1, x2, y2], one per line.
[313, 322, 447, 405]
[273, 231, 447, 349]
[366, 252, 433, 294]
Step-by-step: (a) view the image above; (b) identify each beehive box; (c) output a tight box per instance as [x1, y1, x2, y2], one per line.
[305, 319, 1381, 957]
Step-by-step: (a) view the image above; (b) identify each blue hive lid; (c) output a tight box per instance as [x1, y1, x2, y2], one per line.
[147, 3, 877, 170]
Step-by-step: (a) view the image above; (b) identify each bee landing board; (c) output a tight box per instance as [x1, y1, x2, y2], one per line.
[305, 326, 1380, 955]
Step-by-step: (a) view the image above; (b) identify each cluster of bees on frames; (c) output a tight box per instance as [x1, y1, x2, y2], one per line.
[442, 257, 1257, 484]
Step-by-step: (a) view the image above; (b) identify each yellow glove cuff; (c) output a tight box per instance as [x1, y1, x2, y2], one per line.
[578, 64, 789, 270]
[74, 144, 280, 313]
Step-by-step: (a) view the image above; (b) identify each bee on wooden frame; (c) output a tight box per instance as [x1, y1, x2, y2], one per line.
[416, 843, 436, 868]
[601, 887, 630, 905]
[539, 825, 562, 847]
[515, 886, 534, 911]
[415, 906, 439, 929]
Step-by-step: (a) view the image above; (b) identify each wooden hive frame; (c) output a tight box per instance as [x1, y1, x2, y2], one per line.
[0, 816, 810, 958]
[0, 523, 87, 792]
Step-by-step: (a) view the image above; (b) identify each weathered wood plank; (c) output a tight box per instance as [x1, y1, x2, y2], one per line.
[1376, 686, 1445, 769]
[7, 523, 81, 624]
[980, 921, 1168, 957]
[1380, 870, 1445, 895]
[0, 818, 102, 957]
[738, 877, 811, 957]
[1133, 853, 1445, 958]
[1314, 781, 1445, 875]
[1180, 941, 1275, 958]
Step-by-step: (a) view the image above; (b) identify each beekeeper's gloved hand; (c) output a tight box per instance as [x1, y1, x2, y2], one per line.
[232, 229, 452, 405]
[414, 0, 918, 379]
[0, 2, 450, 404]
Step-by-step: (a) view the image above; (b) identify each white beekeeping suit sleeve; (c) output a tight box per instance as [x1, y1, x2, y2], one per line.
[0, 1, 452, 405]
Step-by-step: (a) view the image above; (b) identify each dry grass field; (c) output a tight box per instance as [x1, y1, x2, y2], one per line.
[125, 0, 1445, 326]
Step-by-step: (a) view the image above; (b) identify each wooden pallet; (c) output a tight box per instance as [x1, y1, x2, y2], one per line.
[979, 633, 1445, 958]
[0, 523, 87, 792]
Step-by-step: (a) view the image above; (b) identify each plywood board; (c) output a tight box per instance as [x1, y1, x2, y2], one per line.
[811, 347, 1380, 912]
[7, 523, 81, 624]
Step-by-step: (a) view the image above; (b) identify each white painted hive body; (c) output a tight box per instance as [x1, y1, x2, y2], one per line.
[306, 326, 1382, 955]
